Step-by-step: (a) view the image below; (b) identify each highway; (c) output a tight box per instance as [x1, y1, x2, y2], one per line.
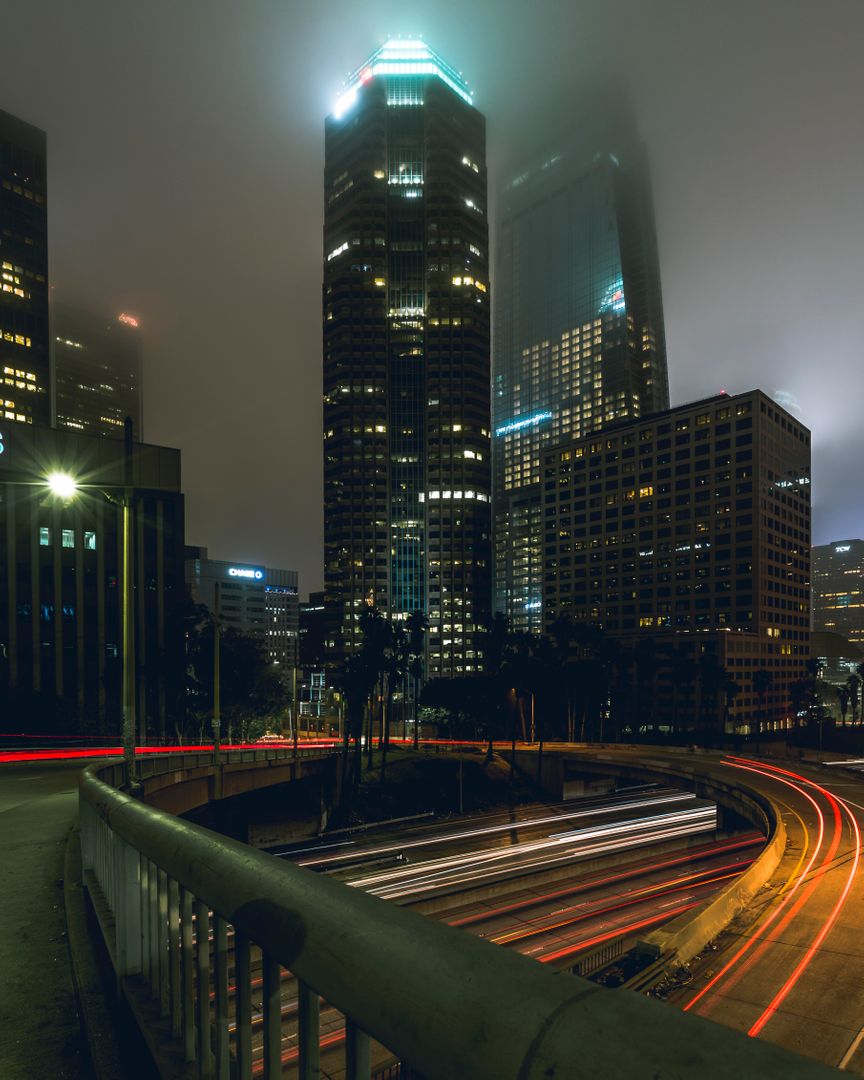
[556, 748, 864, 1074]
[254, 785, 761, 1074]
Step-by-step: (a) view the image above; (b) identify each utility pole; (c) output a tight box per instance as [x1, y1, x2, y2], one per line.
[122, 417, 137, 789]
[213, 580, 221, 764]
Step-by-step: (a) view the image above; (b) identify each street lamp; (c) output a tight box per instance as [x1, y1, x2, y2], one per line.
[44, 468, 138, 788]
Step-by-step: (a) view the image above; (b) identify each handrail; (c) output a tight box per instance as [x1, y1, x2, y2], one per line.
[78, 755, 840, 1080]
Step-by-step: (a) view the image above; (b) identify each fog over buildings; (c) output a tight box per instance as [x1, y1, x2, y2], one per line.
[1, 0, 862, 593]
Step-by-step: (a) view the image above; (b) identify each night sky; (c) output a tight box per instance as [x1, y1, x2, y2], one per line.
[1, 0, 862, 597]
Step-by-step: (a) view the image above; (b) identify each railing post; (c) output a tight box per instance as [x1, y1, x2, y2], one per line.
[149, 859, 159, 998]
[262, 953, 282, 1078]
[234, 932, 253, 1080]
[140, 855, 151, 989]
[158, 869, 170, 1016]
[180, 886, 196, 1063]
[345, 1018, 370, 1080]
[298, 980, 320, 1079]
[168, 877, 182, 1036]
[116, 838, 142, 977]
[196, 900, 213, 1078]
[213, 915, 229, 1080]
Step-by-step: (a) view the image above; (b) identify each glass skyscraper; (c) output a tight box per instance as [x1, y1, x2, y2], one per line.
[323, 40, 491, 677]
[493, 100, 669, 632]
[0, 108, 49, 426]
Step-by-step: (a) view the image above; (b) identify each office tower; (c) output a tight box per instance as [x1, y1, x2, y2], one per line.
[812, 539, 864, 646]
[323, 40, 491, 677]
[54, 304, 143, 440]
[0, 109, 49, 426]
[185, 552, 300, 676]
[0, 422, 185, 737]
[542, 390, 811, 732]
[493, 100, 669, 632]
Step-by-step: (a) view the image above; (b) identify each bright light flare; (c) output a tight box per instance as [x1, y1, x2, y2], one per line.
[46, 471, 78, 499]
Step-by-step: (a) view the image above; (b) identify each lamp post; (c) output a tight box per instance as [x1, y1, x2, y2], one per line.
[47, 467, 138, 788]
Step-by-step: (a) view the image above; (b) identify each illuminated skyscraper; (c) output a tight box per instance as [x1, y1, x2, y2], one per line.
[493, 100, 669, 631]
[0, 108, 49, 426]
[812, 539, 864, 646]
[54, 305, 143, 440]
[323, 40, 491, 676]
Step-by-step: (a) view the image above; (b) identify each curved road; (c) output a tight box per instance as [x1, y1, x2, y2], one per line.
[559, 747, 864, 1075]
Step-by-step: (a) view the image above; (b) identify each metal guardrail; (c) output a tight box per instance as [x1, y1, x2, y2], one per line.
[78, 752, 841, 1080]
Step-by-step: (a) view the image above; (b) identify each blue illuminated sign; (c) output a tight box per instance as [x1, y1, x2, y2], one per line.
[495, 411, 552, 437]
[0, 430, 4, 455]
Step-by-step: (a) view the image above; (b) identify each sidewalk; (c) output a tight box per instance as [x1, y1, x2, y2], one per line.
[0, 762, 88, 1079]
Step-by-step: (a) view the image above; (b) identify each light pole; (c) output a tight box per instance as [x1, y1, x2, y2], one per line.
[47, 468, 138, 788]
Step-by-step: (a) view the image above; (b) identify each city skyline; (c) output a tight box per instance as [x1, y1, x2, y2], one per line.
[1, 2, 862, 594]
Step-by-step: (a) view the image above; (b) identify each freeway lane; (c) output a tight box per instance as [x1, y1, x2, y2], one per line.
[559, 747, 864, 1075]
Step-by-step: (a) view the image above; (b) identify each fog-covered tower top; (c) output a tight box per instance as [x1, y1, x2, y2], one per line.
[493, 97, 669, 632]
[323, 40, 491, 677]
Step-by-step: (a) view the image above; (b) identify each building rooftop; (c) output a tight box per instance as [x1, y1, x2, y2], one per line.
[332, 38, 472, 118]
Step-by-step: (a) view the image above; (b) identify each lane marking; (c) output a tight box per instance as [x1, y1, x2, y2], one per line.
[839, 1025, 864, 1070]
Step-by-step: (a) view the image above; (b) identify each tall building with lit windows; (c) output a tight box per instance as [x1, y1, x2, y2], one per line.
[323, 39, 491, 677]
[54, 304, 144, 441]
[0, 109, 49, 426]
[493, 100, 668, 632]
[812, 539, 864, 646]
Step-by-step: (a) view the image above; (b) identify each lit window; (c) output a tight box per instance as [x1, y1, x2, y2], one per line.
[39, 526, 50, 546]
[84, 531, 97, 551]
[62, 529, 75, 548]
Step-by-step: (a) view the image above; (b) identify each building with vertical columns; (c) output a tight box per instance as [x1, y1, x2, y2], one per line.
[54, 305, 144, 441]
[541, 390, 811, 732]
[323, 40, 491, 677]
[493, 100, 668, 633]
[0, 108, 49, 426]
[0, 422, 185, 737]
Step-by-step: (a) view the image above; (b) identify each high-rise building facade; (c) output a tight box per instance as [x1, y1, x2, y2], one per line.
[54, 305, 143, 440]
[0, 109, 49, 426]
[493, 101, 669, 632]
[812, 539, 864, 646]
[185, 551, 299, 676]
[323, 40, 491, 677]
[541, 390, 811, 730]
[0, 421, 185, 737]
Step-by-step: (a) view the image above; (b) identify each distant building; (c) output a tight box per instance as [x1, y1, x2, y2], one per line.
[493, 98, 669, 632]
[0, 108, 49, 426]
[812, 539, 864, 647]
[323, 39, 492, 677]
[185, 550, 299, 677]
[54, 304, 143, 440]
[300, 591, 326, 671]
[811, 630, 862, 689]
[299, 591, 327, 720]
[265, 568, 300, 676]
[542, 390, 811, 731]
[0, 420, 185, 737]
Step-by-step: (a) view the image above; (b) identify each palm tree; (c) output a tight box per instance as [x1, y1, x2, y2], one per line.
[752, 668, 773, 734]
[338, 652, 376, 797]
[358, 608, 390, 768]
[669, 645, 697, 737]
[846, 673, 861, 725]
[723, 676, 741, 742]
[836, 685, 850, 726]
[406, 610, 428, 749]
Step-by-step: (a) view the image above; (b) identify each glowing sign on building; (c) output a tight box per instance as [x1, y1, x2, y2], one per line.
[495, 410, 552, 437]
[118, 313, 139, 328]
[228, 567, 264, 580]
[836, 545, 851, 554]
